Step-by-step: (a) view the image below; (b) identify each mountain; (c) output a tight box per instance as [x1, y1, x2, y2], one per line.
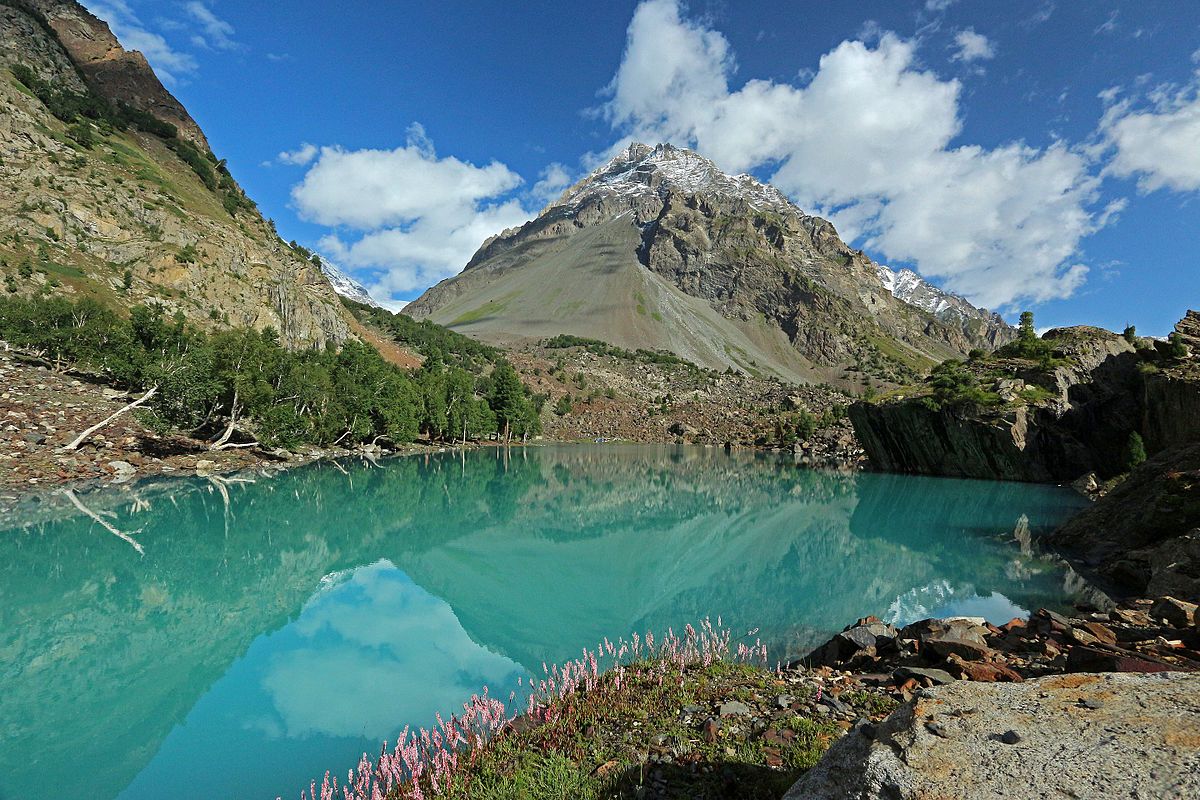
[877, 265, 1011, 347]
[318, 256, 382, 308]
[407, 143, 1007, 385]
[0, 0, 352, 347]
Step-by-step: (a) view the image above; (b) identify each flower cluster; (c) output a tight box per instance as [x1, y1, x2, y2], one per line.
[288, 617, 768, 800]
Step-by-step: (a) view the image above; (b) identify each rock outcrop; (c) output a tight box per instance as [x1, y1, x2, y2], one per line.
[1049, 443, 1200, 600]
[19, 0, 209, 147]
[785, 671, 1200, 800]
[0, 0, 353, 348]
[408, 143, 1009, 386]
[850, 326, 1147, 481]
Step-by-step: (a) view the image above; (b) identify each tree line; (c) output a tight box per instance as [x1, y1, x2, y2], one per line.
[0, 296, 543, 449]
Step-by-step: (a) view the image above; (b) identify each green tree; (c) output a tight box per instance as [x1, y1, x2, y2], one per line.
[487, 360, 530, 442]
[1018, 311, 1037, 345]
[554, 394, 573, 417]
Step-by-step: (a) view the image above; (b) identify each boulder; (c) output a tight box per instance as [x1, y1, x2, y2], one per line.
[783, 672, 1200, 800]
[900, 618, 994, 662]
[1150, 596, 1198, 628]
[807, 620, 898, 666]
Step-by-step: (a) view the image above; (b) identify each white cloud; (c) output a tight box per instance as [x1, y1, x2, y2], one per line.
[83, 0, 197, 83]
[531, 163, 574, 206]
[1100, 74, 1200, 193]
[184, 1, 236, 50]
[951, 29, 995, 62]
[277, 143, 318, 166]
[292, 125, 532, 300]
[600, 0, 1110, 309]
[925, 0, 958, 11]
[1094, 10, 1119, 36]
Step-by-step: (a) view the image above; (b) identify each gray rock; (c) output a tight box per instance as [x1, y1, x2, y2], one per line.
[717, 701, 751, 717]
[784, 672, 1200, 800]
[892, 666, 957, 686]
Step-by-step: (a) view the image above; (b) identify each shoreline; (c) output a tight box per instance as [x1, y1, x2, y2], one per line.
[286, 600, 1200, 799]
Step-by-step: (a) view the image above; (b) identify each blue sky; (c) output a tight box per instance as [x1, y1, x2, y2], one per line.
[82, 1, 1200, 335]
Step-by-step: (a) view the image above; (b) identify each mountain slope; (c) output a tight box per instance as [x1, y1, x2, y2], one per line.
[0, 0, 352, 347]
[877, 264, 1010, 347]
[407, 143, 1010, 385]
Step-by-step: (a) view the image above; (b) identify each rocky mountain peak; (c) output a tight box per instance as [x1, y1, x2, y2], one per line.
[878, 265, 1012, 346]
[17, 0, 210, 148]
[554, 142, 794, 213]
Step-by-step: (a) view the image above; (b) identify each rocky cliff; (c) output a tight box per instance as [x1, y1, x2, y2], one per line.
[850, 315, 1200, 482]
[408, 143, 1008, 387]
[0, 0, 352, 347]
[1049, 442, 1200, 600]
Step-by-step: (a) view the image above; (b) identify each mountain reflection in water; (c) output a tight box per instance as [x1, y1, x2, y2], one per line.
[0, 444, 1090, 800]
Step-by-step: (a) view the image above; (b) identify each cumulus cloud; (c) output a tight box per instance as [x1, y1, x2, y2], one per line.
[951, 29, 995, 62]
[1100, 74, 1200, 193]
[600, 0, 1110, 309]
[277, 143, 318, 166]
[292, 125, 532, 300]
[531, 163, 574, 206]
[83, 0, 197, 83]
[185, 1, 236, 50]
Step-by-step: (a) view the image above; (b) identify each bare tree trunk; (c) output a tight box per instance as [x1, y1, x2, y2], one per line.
[63, 385, 158, 451]
[210, 389, 240, 450]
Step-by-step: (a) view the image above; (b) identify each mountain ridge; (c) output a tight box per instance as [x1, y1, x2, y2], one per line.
[0, 0, 353, 348]
[408, 142, 1011, 386]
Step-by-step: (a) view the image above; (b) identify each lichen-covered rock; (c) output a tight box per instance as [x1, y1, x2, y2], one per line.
[784, 672, 1200, 800]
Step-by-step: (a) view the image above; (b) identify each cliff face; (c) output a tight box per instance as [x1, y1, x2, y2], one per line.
[408, 143, 1008, 387]
[21, 0, 209, 148]
[0, 0, 352, 348]
[850, 318, 1200, 483]
[1048, 442, 1200, 600]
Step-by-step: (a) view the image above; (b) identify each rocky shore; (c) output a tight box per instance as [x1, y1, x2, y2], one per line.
[0, 347, 442, 515]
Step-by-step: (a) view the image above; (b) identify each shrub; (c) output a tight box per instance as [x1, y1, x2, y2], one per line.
[1126, 431, 1147, 470]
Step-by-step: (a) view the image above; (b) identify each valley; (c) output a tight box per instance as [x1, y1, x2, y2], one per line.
[0, 2, 1198, 800]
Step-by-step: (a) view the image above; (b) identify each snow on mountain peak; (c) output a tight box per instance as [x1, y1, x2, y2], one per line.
[318, 257, 382, 309]
[556, 142, 794, 212]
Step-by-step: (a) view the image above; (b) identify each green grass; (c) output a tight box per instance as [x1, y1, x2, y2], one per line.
[451, 296, 514, 326]
[408, 656, 878, 800]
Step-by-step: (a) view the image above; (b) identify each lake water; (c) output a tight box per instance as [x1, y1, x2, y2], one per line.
[0, 444, 1090, 800]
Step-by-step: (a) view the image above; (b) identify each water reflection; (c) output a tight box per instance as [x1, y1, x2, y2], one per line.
[0, 445, 1089, 800]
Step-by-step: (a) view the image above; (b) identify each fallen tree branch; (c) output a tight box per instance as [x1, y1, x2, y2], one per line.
[62, 385, 158, 451]
[61, 488, 145, 555]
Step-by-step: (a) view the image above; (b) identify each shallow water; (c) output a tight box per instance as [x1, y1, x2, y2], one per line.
[0, 444, 1090, 800]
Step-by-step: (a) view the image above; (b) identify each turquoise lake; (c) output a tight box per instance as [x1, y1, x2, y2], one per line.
[0, 444, 1091, 800]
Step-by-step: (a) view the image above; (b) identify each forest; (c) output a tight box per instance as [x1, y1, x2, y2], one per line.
[0, 296, 543, 448]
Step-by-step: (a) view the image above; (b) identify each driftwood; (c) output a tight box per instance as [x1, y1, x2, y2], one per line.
[62, 385, 158, 451]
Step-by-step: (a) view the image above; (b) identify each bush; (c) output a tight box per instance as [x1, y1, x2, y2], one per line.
[995, 310, 1055, 362]
[1126, 431, 1147, 470]
[554, 394, 573, 417]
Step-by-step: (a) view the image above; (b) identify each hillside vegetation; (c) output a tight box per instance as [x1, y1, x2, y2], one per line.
[0, 296, 543, 448]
